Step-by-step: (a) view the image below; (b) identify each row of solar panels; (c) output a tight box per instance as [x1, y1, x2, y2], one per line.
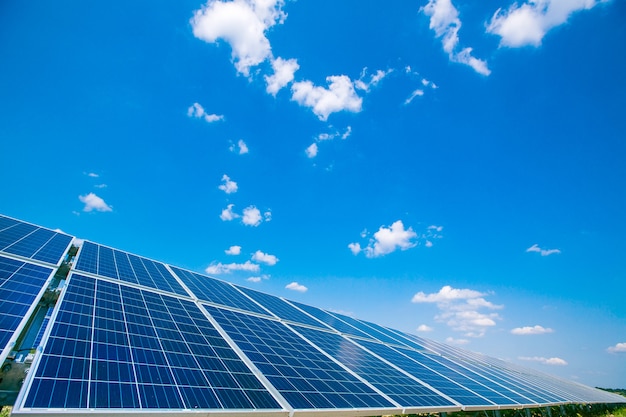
[1, 214, 624, 416]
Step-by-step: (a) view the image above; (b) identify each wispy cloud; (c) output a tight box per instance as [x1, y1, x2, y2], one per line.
[306, 126, 352, 158]
[191, 0, 286, 76]
[85, 172, 99, 178]
[225, 245, 241, 255]
[487, 0, 603, 48]
[404, 89, 424, 105]
[526, 244, 561, 256]
[78, 193, 112, 212]
[205, 260, 260, 275]
[446, 336, 469, 345]
[421, 0, 490, 75]
[417, 324, 434, 332]
[355, 68, 393, 92]
[291, 75, 363, 121]
[412, 285, 503, 338]
[519, 356, 568, 366]
[218, 174, 238, 194]
[229, 139, 249, 155]
[607, 342, 626, 354]
[286, 281, 308, 292]
[187, 102, 224, 123]
[511, 325, 554, 335]
[251, 250, 279, 265]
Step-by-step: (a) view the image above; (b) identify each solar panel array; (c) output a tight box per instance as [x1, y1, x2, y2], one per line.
[0, 214, 623, 416]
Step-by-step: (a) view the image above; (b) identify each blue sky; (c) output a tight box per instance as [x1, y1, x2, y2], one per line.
[1, 0, 625, 388]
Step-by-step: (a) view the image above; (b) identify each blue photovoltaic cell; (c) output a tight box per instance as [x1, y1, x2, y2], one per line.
[205, 305, 395, 410]
[0, 215, 72, 265]
[237, 287, 324, 328]
[396, 333, 557, 404]
[74, 242, 188, 296]
[170, 267, 269, 315]
[294, 325, 456, 408]
[0, 255, 52, 352]
[24, 274, 280, 411]
[326, 311, 414, 347]
[288, 301, 375, 340]
[355, 338, 493, 407]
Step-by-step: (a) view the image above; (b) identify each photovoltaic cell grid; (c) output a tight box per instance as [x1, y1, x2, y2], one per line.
[23, 273, 281, 410]
[170, 266, 270, 315]
[0, 214, 73, 265]
[0, 255, 53, 354]
[293, 325, 456, 409]
[74, 241, 188, 296]
[204, 305, 395, 410]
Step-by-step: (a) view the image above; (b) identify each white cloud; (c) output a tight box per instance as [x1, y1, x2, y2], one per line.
[187, 102, 224, 123]
[247, 276, 262, 283]
[252, 250, 279, 265]
[519, 356, 568, 366]
[607, 342, 626, 353]
[412, 285, 503, 338]
[265, 57, 300, 95]
[446, 337, 470, 345]
[305, 143, 318, 158]
[242, 206, 263, 226]
[225, 245, 242, 255]
[220, 204, 239, 221]
[526, 244, 561, 256]
[421, 0, 490, 75]
[362, 220, 418, 258]
[191, 0, 286, 76]
[205, 260, 260, 275]
[286, 282, 308, 292]
[78, 193, 112, 212]
[86, 172, 99, 178]
[263, 210, 272, 222]
[291, 75, 363, 121]
[218, 174, 238, 194]
[487, 0, 601, 48]
[94, 184, 107, 189]
[417, 324, 433, 332]
[348, 242, 362, 255]
[511, 325, 554, 335]
[355, 68, 393, 92]
[341, 126, 352, 140]
[404, 89, 424, 105]
[230, 139, 249, 154]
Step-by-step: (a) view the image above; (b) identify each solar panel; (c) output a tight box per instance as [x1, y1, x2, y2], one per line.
[2, 213, 623, 416]
[74, 242, 188, 296]
[0, 256, 54, 357]
[204, 304, 396, 411]
[169, 266, 270, 315]
[0, 215, 73, 265]
[293, 324, 458, 410]
[22, 273, 282, 411]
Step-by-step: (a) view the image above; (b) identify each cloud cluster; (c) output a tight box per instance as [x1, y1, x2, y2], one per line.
[412, 285, 503, 338]
[187, 102, 224, 123]
[607, 342, 626, 354]
[206, 247, 279, 276]
[519, 356, 568, 366]
[349, 220, 418, 258]
[78, 193, 112, 212]
[292, 76, 363, 121]
[526, 244, 561, 256]
[349, 222, 443, 257]
[286, 281, 308, 293]
[487, 0, 601, 47]
[218, 174, 238, 194]
[229, 139, 249, 155]
[421, 0, 490, 75]
[511, 325, 554, 335]
[220, 204, 271, 226]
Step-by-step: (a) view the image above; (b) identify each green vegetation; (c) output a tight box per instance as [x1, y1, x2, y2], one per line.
[385, 404, 626, 417]
[0, 406, 10, 417]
